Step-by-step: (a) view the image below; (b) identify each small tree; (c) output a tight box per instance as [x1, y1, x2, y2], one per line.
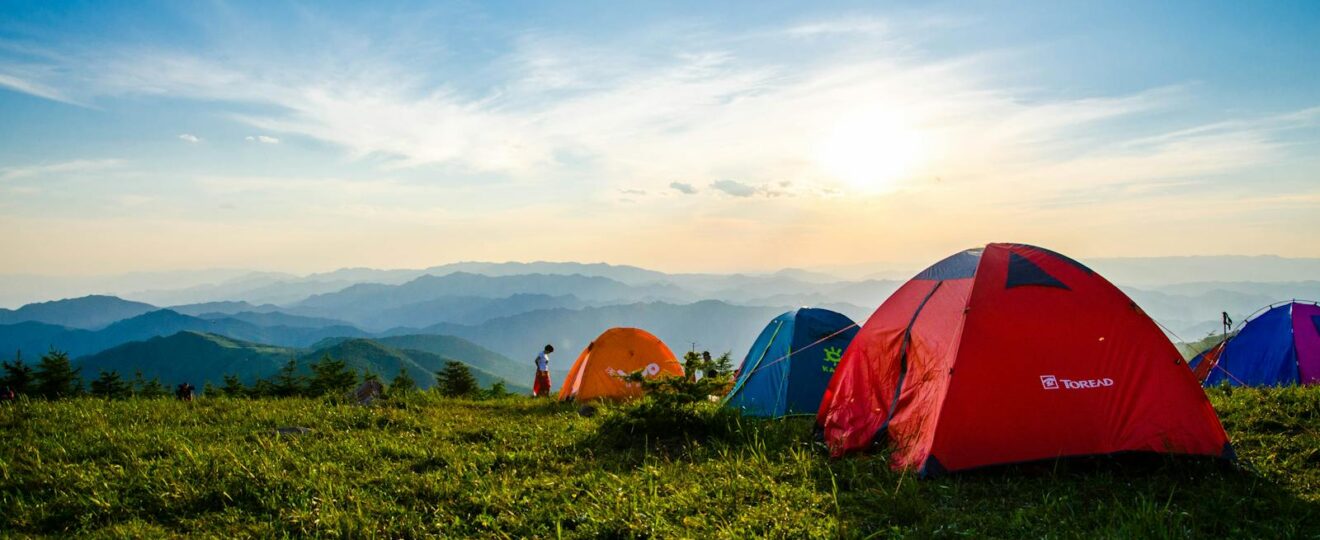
[2, 350, 34, 396]
[250, 378, 276, 398]
[34, 348, 81, 399]
[202, 382, 217, 397]
[128, 370, 167, 398]
[436, 361, 479, 397]
[89, 370, 131, 399]
[389, 368, 417, 395]
[130, 370, 148, 396]
[138, 376, 168, 398]
[220, 374, 247, 397]
[270, 358, 305, 397]
[307, 354, 357, 396]
[484, 380, 509, 399]
[712, 352, 735, 376]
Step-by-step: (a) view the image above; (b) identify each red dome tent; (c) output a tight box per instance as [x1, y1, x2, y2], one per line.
[817, 243, 1232, 476]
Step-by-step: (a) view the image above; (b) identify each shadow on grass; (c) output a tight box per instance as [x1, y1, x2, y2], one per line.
[822, 452, 1320, 538]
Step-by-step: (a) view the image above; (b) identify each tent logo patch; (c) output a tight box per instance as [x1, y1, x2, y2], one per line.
[1042, 374, 1114, 390]
[822, 346, 843, 373]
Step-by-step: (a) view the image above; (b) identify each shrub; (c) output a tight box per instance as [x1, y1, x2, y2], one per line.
[592, 370, 742, 449]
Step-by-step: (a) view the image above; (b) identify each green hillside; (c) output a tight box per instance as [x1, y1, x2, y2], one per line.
[303, 338, 527, 393]
[1, 386, 1317, 537]
[77, 331, 291, 385]
[75, 332, 530, 393]
[372, 334, 527, 384]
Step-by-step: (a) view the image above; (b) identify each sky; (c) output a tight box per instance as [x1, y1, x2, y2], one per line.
[1, 0, 1318, 276]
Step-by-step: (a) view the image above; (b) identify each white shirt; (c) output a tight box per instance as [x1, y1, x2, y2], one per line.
[535, 352, 550, 372]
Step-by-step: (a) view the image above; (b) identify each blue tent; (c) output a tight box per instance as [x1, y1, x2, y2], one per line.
[1190, 301, 1320, 387]
[725, 308, 859, 417]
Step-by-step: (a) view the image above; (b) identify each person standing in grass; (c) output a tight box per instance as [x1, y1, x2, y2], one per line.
[532, 344, 553, 397]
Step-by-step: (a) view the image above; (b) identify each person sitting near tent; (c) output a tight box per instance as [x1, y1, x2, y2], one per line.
[175, 382, 195, 401]
[532, 344, 553, 397]
[702, 351, 717, 379]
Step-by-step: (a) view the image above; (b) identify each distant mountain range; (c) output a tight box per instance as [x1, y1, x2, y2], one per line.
[1, 258, 1316, 393]
[0, 305, 368, 358]
[400, 300, 797, 374]
[288, 272, 687, 330]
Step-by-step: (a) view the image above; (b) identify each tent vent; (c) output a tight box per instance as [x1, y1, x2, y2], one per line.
[1005, 252, 1069, 290]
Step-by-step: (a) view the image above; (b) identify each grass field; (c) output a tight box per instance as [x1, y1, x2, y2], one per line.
[2, 387, 1318, 538]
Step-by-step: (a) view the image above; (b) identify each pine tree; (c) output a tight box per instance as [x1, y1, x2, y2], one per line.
[436, 361, 479, 397]
[130, 370, 149, 396]
[34, 348, 81, 399]
[270, 358, 305, 397]
[713, 352, 735, 375]
[307, 354, 357, 396]
[2, 350, 34, 396]
[89, 370, 131, 399]
[138, 376, 168, 399]
[202, 382, 217, 397]
[389, 368, 417, 395]
[221, 374, 247, 397]
[250, 378, 275, 398]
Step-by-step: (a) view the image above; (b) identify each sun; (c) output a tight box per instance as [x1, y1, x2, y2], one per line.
[814, 108, 927, 192]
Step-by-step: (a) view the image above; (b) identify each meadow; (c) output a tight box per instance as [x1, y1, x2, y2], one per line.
[2, 386, 1318, 538]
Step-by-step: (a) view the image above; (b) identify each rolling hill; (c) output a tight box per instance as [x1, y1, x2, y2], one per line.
[77, 331, 291, 385]
[307, 338, 521, 392]
[76, 331, 530, 392]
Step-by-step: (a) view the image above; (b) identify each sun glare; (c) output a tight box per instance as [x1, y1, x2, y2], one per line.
[815, 108, 927, 192]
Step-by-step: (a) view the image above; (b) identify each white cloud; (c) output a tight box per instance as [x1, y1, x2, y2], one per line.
[4, 13, 1317, 210]
[178, 133, 201, 143]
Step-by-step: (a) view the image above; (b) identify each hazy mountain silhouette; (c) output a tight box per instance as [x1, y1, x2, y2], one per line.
[0, 309, 369, 358]
[0, 295, 157, 329]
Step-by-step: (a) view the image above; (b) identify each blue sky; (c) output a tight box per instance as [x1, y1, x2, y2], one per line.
[1, 1, 1318, 275]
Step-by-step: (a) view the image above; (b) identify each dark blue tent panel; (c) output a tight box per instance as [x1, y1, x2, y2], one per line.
[914, 249, 983, 280]
[726, 308, 858, 416]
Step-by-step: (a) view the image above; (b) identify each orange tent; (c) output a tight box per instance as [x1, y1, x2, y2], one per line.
[558, 327, 685, 402]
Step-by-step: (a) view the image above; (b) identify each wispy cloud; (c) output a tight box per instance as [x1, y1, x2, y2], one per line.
[5, 18, 1310, 207]
[0, 159, 125, 181]
[710, 179, 758, 197]
[178, 133, 201, 143]
[786, 17, 887, 37]
[0, 71, 82, 106]
[669, 182, 697, 195]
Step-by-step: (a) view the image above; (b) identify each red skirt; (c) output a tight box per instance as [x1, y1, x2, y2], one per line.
[532, 371, 552, 397]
